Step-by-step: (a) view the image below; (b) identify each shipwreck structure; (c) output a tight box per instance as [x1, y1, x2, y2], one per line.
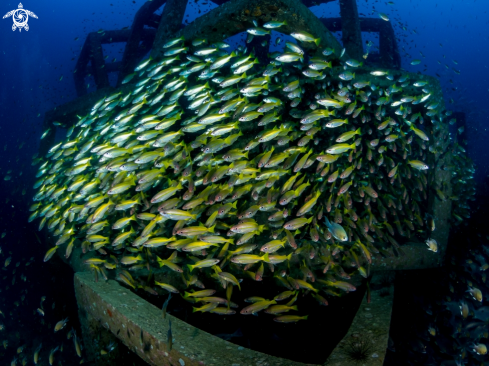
[37, 1, 452, 365]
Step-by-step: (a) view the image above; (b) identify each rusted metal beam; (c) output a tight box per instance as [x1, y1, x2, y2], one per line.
[358, 17, 401, 69]
[74, 28, 157, 97]
[371, 242, 443, 271]
[118, 0, 167, 86]
[74, 33, 91, 97]
[74, 272, 308, 366]
[88, 33, 110, 91]
[339, 0, 363, 60]
[146, 13, 162, 28]
[73, 32, 110, 97]
[153, 0, 343, 60]
[151, 0, 188, 58]
[211, 0, 336, 5]
[320, 17, 401, 69]
[247, 33, 272, 64]
[301, 0, 336, 5]
[327, 272, 394, 365]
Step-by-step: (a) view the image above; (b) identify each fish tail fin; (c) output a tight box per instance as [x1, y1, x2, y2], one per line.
[314, 37, 321, 46]
[157, 256, 164, 267]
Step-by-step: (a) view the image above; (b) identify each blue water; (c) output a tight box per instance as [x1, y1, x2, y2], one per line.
[0, 0, 488, 364]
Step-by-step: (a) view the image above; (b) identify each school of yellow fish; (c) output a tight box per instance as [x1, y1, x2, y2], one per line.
[29, 21, 459, 324]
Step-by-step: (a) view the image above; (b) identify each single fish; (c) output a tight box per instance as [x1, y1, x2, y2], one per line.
[324, 217, 347, 241]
